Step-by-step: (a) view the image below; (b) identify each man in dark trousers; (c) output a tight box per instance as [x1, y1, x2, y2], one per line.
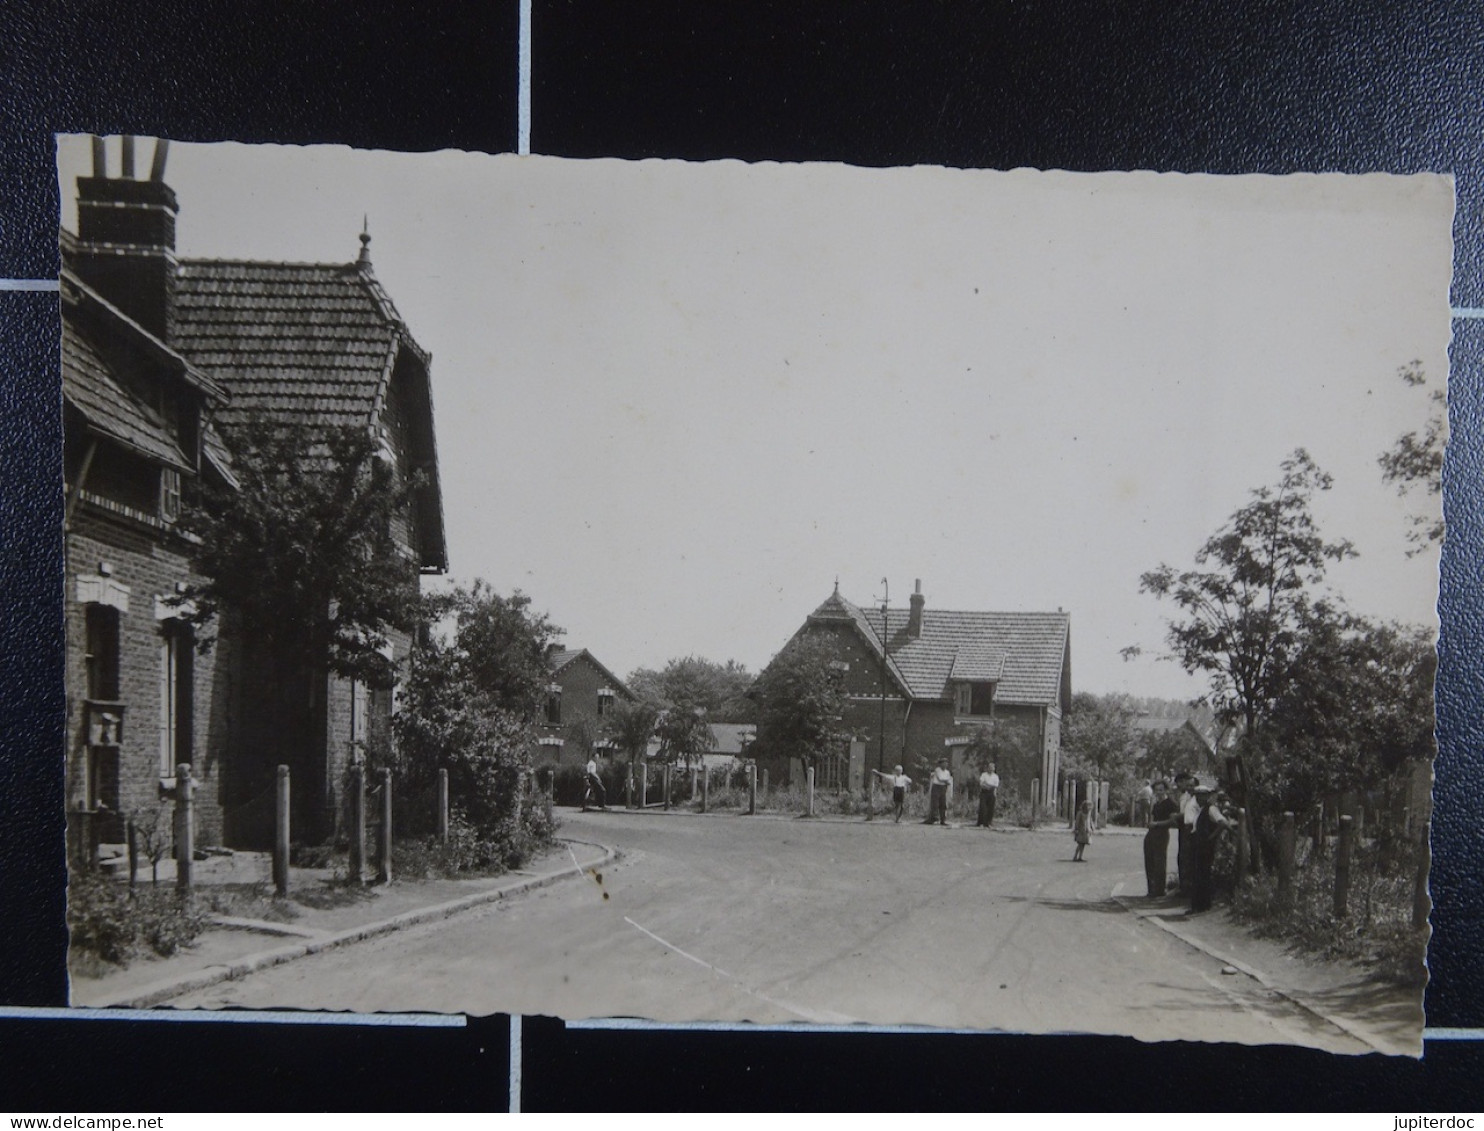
[1143, 780, 1180, 896]
[1190, 788, 1234, 913]
[977, 763, 1000, 827]
[924, 758, 952, 825]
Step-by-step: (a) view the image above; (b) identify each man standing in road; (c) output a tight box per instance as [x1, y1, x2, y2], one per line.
[977, 763, 1000, 827]
[874, 765, 912, 822]
[1175, 773, 1200, 892]
[924, 757, 953, 826]
[1143, 781, 1180, 897]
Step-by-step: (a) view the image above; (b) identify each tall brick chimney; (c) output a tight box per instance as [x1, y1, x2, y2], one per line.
[908, 579, 925, 638]
[73, 136, 178, 342]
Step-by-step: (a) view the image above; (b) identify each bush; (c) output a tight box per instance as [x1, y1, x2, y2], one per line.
[1229, 837, 1427, 985]
[67, 871, 210, 966]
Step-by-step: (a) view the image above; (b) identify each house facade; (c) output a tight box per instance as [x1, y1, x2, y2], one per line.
[762, 582, 1071, 802]
[63, 136, 446, 856]
[536, 648, 636, 767]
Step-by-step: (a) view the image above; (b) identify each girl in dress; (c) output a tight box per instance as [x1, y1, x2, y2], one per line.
[1073, 799, 1093, 862]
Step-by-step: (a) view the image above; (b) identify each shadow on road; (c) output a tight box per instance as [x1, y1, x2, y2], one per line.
[998, 895, 1129, 915]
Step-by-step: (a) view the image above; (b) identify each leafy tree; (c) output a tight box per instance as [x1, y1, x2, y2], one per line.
[1137, 725, 1213, 782]
[1251, 604, 1435, 814]
[962, 717, 1037, 777]
[604, 698, 659, 766]
[627, 656, 756, 722]
[751, 634, 851, 771]
[178, 420, 421, 683]
[392, 583, 563, 843]
[1378, 360, 1446, 554]
[1061, 692, 1140, 783]
[1134, 448, 1356, 742]
[653, 701, 716, 771]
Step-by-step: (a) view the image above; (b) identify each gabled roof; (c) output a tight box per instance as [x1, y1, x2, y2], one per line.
[810, 589, 1070, 711]
[549, 648, 635, 699]
[173, 258, 424, 431]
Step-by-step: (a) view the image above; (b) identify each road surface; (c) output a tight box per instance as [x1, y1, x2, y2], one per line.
[171, 810, 1375, 1050]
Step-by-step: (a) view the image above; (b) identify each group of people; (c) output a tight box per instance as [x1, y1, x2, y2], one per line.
[1141, 773, 1235, 912]
[869, 758, 1000, 826]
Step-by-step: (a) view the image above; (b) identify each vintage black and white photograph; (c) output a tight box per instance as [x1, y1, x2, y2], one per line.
[56, 136, 1450, 1054]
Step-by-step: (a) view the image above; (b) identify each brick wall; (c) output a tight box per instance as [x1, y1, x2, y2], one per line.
[66, 510, 225, 849]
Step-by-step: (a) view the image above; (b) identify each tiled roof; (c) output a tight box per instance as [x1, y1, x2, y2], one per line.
[63, 317, 191, 471]
[173, 259, 421, 430]
[812, 589, 1070, 709]
[710, 723, 757, 755]
[549, 648, 635, 699]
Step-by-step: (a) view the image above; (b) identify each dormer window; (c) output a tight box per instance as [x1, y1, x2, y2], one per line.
[954, 681, 997, 717]
[597, 687, 615, 717]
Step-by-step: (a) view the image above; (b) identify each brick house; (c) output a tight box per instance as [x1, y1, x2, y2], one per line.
[536, 648, 636, 767]
[62, 137, 446, 854]
[761, 582, 1071, 801]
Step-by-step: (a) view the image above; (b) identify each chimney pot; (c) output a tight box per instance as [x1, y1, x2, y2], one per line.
[908, 580, 925, 638]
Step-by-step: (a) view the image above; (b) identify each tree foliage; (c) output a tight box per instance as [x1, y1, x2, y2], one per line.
[627, 656, 756, 722]
[178, 420, 421, 682]
[1061, 692, 1140, 782]
[604, 698, 660, 764]
[962, 717, 1036, 775]
[653, 702, 716, 769]
[392, 583, 562, 838]
[751, 634, 851, 769]
[1378, 360, 1446, 554]
[1251, 605, 1436, 813]
[1136, 448, 1356, 739]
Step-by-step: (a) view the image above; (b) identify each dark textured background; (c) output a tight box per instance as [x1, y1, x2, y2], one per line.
[1, 0, 1480, 1109]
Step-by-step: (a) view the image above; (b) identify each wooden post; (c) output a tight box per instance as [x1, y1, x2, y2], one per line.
[806, 765, 816, 817]
[1100, 781, 1110, 828]
[126, 818, 138, 890]
[1234, 807, 1248, 888]
[437, 768, 450, 843]
[1277, 811, 1295, 904]
[663, 764, 672, 810]
[1031, 778, 1040, 829]
[701, 765, 710, 813]
[1066, 780, 1075, 827]
[1413, 821, 1432, 930]
[639, 761, 648, 809]
[747, 763, 757, 816]
[543, 767, 554, 825]
[626, 765, 634, 810]
[378, 768, 393, 884]
[513, 767, 525, 825]
[273, 764, 290, 897]
[690, 765, 698, 802]
[868, 772, 877, 820]
[348, 764, 367, 884]
[1333, 814, 1353, 919]
[175, 763, 195, 893]
[1310, 806, 1325, 860]
[762, 768, 769, 797]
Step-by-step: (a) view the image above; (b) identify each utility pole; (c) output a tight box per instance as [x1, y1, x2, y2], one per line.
[879, 578, 889, 777]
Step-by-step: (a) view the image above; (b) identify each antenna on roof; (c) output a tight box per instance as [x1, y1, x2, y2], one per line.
[357, 215, 372, 266]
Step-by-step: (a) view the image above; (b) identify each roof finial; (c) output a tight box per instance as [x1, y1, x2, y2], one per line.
[833, 576, 839, 595]
[357, 215, 372, 266]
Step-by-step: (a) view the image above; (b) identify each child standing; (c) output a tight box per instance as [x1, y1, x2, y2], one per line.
[1073, 800, 1093, 861]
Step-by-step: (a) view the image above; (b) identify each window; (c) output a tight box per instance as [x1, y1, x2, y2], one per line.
[158, 620, 194, 775]
[545, 686, 563, 725]
[597, 688, 614, 717]
[160, 467, 181, 523]
[85, 604, 121, 701]
[954, 682, 972, 716]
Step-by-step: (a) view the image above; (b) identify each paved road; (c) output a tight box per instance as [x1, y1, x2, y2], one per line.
[171, 811, 1371, 1050]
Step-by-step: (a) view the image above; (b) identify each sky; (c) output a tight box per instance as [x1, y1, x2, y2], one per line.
[58, 138, 1454, 701]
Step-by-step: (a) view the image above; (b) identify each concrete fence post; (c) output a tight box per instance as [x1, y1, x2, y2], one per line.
[806, 765, 815, 818]
[701, 765, 710, 813]
[274, 764, 290, 898]
[747, 763, 757, 816]
[1413, 821, 1432, 930]
[1234, 807, 1248, 888]
[639, 761, 648, 809]
[1099, 781, 1110, 828]
[626, 765, 634, 810]
[690, 765, 698, 803]
[868, 772, 876, 820]
[437, 768, 449, 843]
[175, 763, 195, 893]
[663, 764, 673, 811]
[1031, 778, 1040, 829]
[543, 767, 555, 825]
[348, 764, 366, 885]
[1066, 780, 1075, 827]
[378, 767, 393, 884]
[762, 768, 769, 797]
[1333, 814, 1353, 919]
[126, 818, 138, 889]
[1277, 811, 1296, 905]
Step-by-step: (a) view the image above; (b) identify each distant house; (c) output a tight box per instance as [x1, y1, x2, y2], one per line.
[1129, 714, 1220, 778]
[759, 581, 1071, 800]
[63, 137, 446, 855]
[536, 648, 636, 767]
[645, 722, 756, 771]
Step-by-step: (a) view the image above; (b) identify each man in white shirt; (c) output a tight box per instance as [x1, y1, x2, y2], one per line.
[923, 758, 953, 826]
[583, 756, 607, 811]
[977, 763, 1001, 827]
[873, 765, 912, 822]
[1176, 773, 1200, 891]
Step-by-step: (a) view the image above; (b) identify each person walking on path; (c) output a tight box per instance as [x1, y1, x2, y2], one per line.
[976, 764, 1000, 827]
[924, 758, 953, 826]
[1143, 781, 1180, 896]
[1190, 788, 1235, 913]
[1072, 800, 1094, 861]
[583, 757, 608, 811]
[874, 766, 912, 823]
